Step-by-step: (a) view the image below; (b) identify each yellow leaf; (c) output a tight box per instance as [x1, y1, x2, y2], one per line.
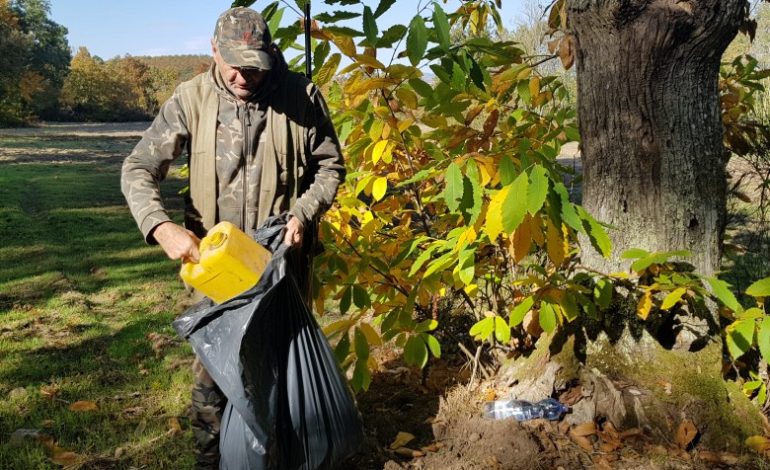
[746, 435, 770, 453]
[330, 33, 356, 57]
[528, 76, 541, 102]
[510, 218, 532, 263]
[372, 177, 388, 201]
[167, 417, 182, 435]
[456, 227, 477, 251]
[69, 400, 99, 412]
[661, 287, 687, 311]
[397, 118, 414, 133]
[395, 87, 418, 109]
[390, 431, 416, 450]
[637, 290, 653, 320]
[529, 215, 545, 247]
[372, 140, 389, 164]
[354, 54, 385, 69]
[464, 283, 479, 296]
[359, 323, 383, 346]
[347, 77, 398, 95]
[323, 319, 354, 337]
[484, 186, 510, 243]
[546, 219, 566, 267]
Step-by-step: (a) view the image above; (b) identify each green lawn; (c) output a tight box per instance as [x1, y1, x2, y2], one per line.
[0, 135, 196, 469]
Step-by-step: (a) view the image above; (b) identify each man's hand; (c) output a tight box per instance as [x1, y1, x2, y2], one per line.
[152, 222, 201, 263]
[284, 216, 304, 247]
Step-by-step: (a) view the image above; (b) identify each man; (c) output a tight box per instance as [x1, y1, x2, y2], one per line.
[121, 7, 345, 468]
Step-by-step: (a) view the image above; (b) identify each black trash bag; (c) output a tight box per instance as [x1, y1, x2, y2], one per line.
[173, 215, 364, 470]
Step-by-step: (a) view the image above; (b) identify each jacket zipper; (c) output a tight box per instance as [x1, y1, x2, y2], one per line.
[242, 103, 251, 232]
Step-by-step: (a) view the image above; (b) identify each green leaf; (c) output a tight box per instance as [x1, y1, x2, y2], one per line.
[443, 162, 464, 211]
[759, 317, 770, 363]
[661, 287, 687, 311]
[458, 248, 475, 285]
[363, 6, 378, 46]
[461, 161, 482, 224]
[539, 301, 558, 333]
[726, 318, 755, 359]
[527, 165, 549, 215]
[339, 285, 352, 314]
[352, 284, 370, 309]
[373, 0, 396, 18]
[324, 25, 364, 37]
[707, 277, 742, 313]
[469, 316, 495, 341]
[334, 331, 350, 364]
[577, 207, 611, 258]
[747, 277, 770, 298]
[408, 244, 438, 277]
[450, 61, 466, 90]
[498, 155, 516, 186]
[432, 4, 450, 51]
[424, 333, 441, 358]
[409, 78, 433, 98]
[494, 316, 511, 343]
[553, 182, 583, 233]
[315, 10, 360, 23]
[377, 24, 408, 48]
[594, 279, 613, 310]
[232, 0, 257, 7]
[354, 327, 370, 360]
[509, 296, 534, 327]
[415, 319, 438, 333]
[313, 40, 331, 73]
[404, 335, 429, 368]
[622, 248, 650, 259]
[502, 173, 529, 233]
[264, 5, 283, 33]
[406, 15, 428, 66]
[561, 292, 579, 322]
[352, 357, 371, 391]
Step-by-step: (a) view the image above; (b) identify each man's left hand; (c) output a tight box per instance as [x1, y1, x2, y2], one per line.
[284, 216, 304, 247]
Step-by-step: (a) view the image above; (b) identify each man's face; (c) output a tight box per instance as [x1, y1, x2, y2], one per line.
[212, 43, 268, 100]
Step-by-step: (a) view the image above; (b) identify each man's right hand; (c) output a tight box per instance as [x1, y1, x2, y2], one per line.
[152, 222, 201, 263]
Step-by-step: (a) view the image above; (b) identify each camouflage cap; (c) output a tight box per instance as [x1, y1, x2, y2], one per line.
[213, 7, 273, 70]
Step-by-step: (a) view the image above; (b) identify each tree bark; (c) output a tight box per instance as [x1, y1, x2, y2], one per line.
[569, 0, 747, 275]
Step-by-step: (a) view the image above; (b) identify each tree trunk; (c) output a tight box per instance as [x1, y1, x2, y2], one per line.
[569, 0, 746, 276]
[496, 1, 765, 450]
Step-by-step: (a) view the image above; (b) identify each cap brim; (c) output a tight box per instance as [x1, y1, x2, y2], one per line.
[218, 43, 273, 70]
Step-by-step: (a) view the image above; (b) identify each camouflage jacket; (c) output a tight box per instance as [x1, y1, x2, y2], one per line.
[121, 49, 345, 243]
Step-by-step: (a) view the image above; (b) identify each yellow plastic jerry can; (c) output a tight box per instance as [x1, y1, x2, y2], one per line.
[180, 221, 272, 304]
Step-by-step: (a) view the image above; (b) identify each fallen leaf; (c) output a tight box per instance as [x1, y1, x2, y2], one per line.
[40, 384, 60, 400]
[593, 456, 613, 470]
[420, 443, 442, 453]
[393, 447, 424, 458]
[570, 434, 594, 452]
[69, 400, 98, 412]
[746, 435, 770, 453]
[698, 450, 721, 464]
[114, 447, 126, 459]
[675, 419, 698, 449]
[620, 428, 643, 440]
[599, 441, 620, 452]
[569, 421, 596, 437]
[559, 385, 584, 406]
[167, 417, 182, 436]
[50, 449, 83, 466]
[719, 452, 739, 465]
[389, 431, 415, 450]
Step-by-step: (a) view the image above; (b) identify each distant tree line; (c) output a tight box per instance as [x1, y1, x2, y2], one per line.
[0, 0, 212, 126]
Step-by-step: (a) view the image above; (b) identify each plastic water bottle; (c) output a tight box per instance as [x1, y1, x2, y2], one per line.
[483, 398, 568, 421]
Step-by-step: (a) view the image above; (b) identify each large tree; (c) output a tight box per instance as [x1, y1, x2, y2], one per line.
[571, 0, 747, 276]
[500, 0, 766, 449]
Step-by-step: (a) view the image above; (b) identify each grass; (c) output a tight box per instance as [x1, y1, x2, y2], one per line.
[0, 134, 196, 468]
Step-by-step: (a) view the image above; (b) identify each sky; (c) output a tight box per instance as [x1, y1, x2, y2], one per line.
[48, 0, 532, 60]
